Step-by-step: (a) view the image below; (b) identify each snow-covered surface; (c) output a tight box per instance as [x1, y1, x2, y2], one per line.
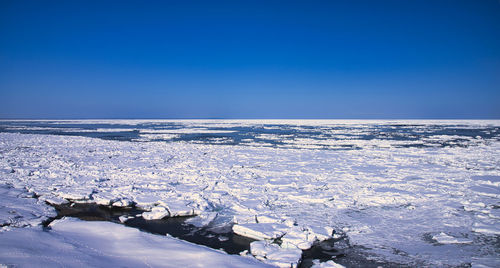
[1, 119, 500, 267]
[0, 183, 56, 231]
[0, 217, 270, 267]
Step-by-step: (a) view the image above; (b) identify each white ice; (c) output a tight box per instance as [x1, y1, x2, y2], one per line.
[0, 217, 270, 267]
[0, 183, 56, 231]
[1, 119, 499, 267]
[432, 232, 472, 244]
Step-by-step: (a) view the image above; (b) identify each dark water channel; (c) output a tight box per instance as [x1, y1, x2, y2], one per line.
[45, 202, 402, 268]
[49, 202, 253, 254]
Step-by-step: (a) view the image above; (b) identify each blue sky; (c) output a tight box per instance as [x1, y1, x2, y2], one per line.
[1, 0, 499, 119]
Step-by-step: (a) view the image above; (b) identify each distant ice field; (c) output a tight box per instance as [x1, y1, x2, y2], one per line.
[1, 119, 499, 149]
[1, 120, 499, 267]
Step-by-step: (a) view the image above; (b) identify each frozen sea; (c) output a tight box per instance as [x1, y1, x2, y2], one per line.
[1, 119, 499, 267]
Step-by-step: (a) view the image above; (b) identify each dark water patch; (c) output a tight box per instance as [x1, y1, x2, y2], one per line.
[297, 237, 408, 268]
[51, 202, 143, 222]
[47, 202, 254, 254]
[331, 250, 409, 268]
[298, 238, 345, 268]
[125, 217, 254, 254]
[37, 201, 411, 267]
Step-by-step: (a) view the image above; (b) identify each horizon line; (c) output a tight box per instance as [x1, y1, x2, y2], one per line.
[1, 118, 500, 121]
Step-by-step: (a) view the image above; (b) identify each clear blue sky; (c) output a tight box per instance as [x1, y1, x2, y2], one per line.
[1, 0, 499, 119]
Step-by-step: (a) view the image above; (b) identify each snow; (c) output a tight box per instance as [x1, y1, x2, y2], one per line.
[0, 217, 271, 267]
[0, 183, 56, 231]
[1, 119, 500, 266]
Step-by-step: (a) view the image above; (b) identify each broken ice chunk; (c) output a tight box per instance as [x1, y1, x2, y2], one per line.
[112, 198, 133, 208]
[250, 241, 302, 268]
[432, 232, 472, 244]
[218, 236, 229, 242]
[307, 225, 335, 241]
[255, 215, 279, 224]
[160, 201, 197, 217]
[280, 233, 313, 250]
[39, 195, 69, 206]
[119, 215, 134, 223]
[56, 188, 92, 201]
[281, 225, 333, 250]
[311, 259, 346, 268]
[92, 192, 116, 206]
[134, 195, 160, 210]
[142, 206, 170, 220]
[232, 223, 287, 241]
[185, 212, 218, 228]
[233, 214, 256, 224]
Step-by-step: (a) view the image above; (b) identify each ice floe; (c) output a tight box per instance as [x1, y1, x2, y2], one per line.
[142, 206, 170, 220]
[250, 240, 303, 268]
[432, 232, 472, 244]
[311, 260, 345, 268]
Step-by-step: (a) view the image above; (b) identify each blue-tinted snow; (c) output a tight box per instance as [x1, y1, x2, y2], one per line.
[0, 120, 499, 267]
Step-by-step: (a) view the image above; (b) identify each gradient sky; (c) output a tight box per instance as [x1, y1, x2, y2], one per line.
[1, 0, 499, 119]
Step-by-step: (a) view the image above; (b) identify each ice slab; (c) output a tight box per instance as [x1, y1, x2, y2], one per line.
[233, 223, 287, 241]
[250, 240, 303, 268]
[159, 200, 198, 217]
[186, 212, 218, 228]
[312, 260, 346, 268]
[112, 198, 134, 207]
[142, 206, 170, 220]
[119, 215, 134, 223]
[432, 232, 472, 244]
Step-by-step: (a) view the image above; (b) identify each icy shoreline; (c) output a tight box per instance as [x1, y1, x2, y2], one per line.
[0, 216, 270, 267]
[50, 201, 255, 255]
[0, 184, 396, 268]
[1, 124, 499, 267]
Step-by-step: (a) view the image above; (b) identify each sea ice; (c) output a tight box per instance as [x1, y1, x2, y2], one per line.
[185, 212, 218, 228]
[311, 260, 346, 268]
[142, 206, 170, 220]
[432, 232, 472, 244]
[0, 217, 271, 267]
[250, 240, 303, 268]
[233, 222, 287, 241]
[1, 119, 499, 267]
[0, 183, 56, 231]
